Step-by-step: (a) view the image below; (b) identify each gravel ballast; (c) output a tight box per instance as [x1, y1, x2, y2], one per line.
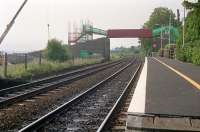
[42, 60, 140, 131]
[0, 59, 132, 131]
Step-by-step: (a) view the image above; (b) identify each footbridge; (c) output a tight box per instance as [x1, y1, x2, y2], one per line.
[69, 24, 152, 60]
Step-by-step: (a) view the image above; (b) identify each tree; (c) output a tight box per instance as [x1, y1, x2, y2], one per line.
[144, 7, 179, 29]
[45, 39, 70, 62]
[182, 1, 200, 42]
[140, 7, 179, 55]
[183, 0, 200, 10]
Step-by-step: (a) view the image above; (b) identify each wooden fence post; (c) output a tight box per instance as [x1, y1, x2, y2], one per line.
[39, 51, 42, 65]
[25, 53, 28, 70]
[4, 53, 8, 77]
[72, 56, 75, 65]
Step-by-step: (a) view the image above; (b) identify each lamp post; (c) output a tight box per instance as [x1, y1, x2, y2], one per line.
[47, 24, 50, 42]
[169, 14, 171, 46]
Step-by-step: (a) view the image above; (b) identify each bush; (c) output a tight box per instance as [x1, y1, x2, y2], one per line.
[184, 46, 193, 62]
[192, 47, 200, 65]
[176, 40, 200, 65]
[176, 48, 185, 61]
[45, 39, 70, 62]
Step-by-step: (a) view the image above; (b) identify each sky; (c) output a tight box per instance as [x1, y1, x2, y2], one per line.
[0, 0, 186, 53]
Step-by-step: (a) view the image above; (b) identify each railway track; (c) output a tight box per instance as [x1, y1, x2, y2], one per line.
[0, 59, 126, 109]
[97, 63, 142, 132]
[18, 58, 142, 132]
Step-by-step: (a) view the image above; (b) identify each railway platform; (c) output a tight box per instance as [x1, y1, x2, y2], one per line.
[127, 57, 200, 131]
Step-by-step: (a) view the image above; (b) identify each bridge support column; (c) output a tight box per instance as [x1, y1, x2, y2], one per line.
[104, 38, 110, 61]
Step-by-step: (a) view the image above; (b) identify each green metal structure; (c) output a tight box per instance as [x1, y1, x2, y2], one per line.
[80, 50, 93, 58]
[83, 24, 107, 36]
[153, 26, 179, 43]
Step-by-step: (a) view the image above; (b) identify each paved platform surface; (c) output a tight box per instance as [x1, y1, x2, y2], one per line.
[157, 57, 200, 83]
[127, 57, 200, 131]
[146, 57, 200, 116]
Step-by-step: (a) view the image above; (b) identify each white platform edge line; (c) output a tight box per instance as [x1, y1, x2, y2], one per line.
[128, 57, 148, 113]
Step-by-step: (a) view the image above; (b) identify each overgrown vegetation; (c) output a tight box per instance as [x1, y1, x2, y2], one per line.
[0, 58, 102, 80]
[176, 1, 200, 65]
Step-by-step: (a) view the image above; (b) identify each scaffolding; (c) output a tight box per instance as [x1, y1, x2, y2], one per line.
[68, 21, 107, 45]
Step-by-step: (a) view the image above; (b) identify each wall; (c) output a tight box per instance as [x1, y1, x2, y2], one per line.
[70, 38, 110, 60]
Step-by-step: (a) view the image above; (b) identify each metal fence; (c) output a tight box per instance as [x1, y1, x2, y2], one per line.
[0, 51, 103, 78]
[0, 51, 43, 77]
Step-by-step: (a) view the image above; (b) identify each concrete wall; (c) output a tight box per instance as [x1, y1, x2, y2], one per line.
[70, 38, 110, 60]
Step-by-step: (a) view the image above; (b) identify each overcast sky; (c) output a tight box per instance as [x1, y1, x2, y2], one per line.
[0, 0, 186, 53]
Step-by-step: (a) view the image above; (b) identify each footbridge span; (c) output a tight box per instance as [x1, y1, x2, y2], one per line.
[69, 24, 152, 60]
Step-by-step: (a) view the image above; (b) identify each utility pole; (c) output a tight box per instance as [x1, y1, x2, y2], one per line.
[0, 0, 28, 45]
[169, 14, 171, 45]
[160, 26, 163, 50]
[47, 24, 50, 42]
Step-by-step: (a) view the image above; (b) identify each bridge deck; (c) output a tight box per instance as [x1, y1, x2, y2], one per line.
[127, 57, 200, 131]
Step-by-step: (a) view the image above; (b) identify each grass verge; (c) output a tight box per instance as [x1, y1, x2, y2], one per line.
[0, 58, 103, 80]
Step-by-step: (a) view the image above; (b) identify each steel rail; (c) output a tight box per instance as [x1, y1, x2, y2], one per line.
[97, 62, 142, 132]
[0, 59, 122, 96]
[18, 59, 136, 132]
[0, 59, 127, 108]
